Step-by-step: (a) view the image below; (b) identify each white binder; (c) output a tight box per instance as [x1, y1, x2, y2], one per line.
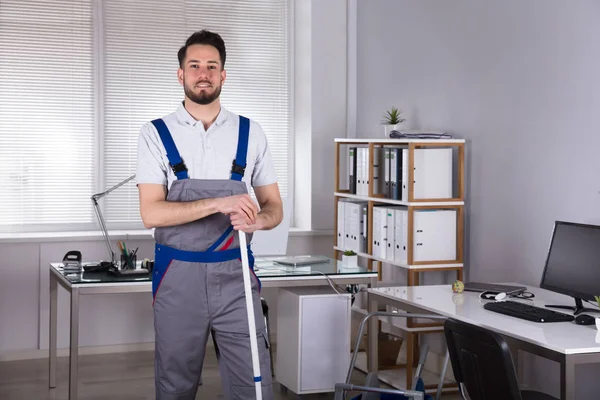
[360, 203, 368, 253]
[390, 149, 398, 200]
[372, 206, 388, 259]
[393, 207, 408, 263]
[356, 148, 363, 196]
[413, 209, 457, 262]
[402, 148, 453, 201]
[364, 148, 370, 195]
[401, 148, 409, 201]
[343, 201, 353, 251]
[343, 201, 367, 253]
[372, 206, 381, 258]
[386, 207, 402, 261]
[337, 201, 345, 250]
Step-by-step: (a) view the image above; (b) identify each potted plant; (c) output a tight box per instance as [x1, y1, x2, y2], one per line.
[342, 250, 358, 268]
[381, 106, 406, 137]
[595, 296, 600, 330]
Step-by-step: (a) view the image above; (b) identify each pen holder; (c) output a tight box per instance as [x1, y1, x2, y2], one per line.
[121, 254, 137, 270]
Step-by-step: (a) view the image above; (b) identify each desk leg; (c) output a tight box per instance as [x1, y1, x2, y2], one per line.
[49, 273, 57, 389]
[406, 332, 414, 390]
[561, 355, 575, 400]
[69, 287, 80, 400]
[367, 294, 378, 373]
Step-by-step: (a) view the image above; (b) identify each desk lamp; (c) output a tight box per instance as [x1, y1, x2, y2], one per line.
[91, 175, 136, 266]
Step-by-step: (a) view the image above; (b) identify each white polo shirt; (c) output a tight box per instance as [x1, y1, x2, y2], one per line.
[136, 103, 278, 193]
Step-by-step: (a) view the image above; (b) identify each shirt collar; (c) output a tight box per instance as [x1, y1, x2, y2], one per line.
[176, 101, 230, 127]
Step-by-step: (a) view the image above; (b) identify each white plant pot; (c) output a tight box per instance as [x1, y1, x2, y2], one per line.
[383, 123, 405, 137]
[342, 254, 358, 268]
[383, 124, 397, 137]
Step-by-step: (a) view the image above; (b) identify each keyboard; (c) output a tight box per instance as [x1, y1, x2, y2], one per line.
[483, 301, 575, 323]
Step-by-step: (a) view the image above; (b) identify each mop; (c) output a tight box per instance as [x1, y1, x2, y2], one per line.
[238, 230, 263, 400]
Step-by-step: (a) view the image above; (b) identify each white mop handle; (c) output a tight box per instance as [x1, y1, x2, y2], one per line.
[238, 231, 263, 400]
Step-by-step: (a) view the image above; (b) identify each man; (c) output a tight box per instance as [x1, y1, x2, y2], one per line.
[136, 30, 282, 400]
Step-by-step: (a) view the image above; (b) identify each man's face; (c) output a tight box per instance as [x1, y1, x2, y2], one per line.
[178, 44, 225, 105]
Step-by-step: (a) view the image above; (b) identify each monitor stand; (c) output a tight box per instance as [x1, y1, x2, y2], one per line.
[545, 297, 600, 316]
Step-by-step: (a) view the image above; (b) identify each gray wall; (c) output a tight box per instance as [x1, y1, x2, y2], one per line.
[356, 0, 600, 283]
[355, 0, 600, 396]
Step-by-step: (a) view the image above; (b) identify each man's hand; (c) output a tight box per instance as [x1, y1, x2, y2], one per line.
[230, 212, 263, 233]
[216, 194, 259, 225]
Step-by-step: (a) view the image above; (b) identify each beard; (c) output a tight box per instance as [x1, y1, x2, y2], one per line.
[183, 79, 222, 105]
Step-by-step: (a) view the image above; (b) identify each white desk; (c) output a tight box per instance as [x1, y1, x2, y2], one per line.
[367, 284, 600, 400]
[49, 257, 377, 400]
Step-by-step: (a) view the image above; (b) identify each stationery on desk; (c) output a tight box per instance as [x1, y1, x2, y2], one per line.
[109, 241, 147, 276]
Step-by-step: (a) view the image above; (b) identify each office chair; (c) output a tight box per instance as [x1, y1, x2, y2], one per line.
[443, 318, 558, 400]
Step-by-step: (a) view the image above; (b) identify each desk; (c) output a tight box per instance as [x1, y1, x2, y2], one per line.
[49, 257, 377, 400]
[366, 284, 600, 400]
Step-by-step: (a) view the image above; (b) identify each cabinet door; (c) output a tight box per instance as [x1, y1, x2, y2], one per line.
[413, 210, 457, 262]
[299, 295, 350, 391]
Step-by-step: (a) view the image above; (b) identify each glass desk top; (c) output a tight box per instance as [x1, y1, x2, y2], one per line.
[50, 256, 374, 285]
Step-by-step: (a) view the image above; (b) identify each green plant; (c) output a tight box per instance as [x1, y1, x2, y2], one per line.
[595, 295, 600, 308]
[381, 106, 405, 125]
[343, 250, 357, 256]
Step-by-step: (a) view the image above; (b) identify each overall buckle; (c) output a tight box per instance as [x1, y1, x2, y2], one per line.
[231, 160, 246, 176]
[171, 161, 187, 174]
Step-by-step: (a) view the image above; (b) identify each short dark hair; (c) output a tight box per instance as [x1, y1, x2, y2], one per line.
[178, 30, 226, 68]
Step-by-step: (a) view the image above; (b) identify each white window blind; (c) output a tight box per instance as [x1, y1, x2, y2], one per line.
[0, 0, 290, 233]
[0, 0, 95, 232]
[102, 0, 290, 228]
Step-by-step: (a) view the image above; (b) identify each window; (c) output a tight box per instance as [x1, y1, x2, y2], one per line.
[0, 0, 291, 233]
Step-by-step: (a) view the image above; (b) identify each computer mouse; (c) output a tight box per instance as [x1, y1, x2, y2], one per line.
[574, 314, 596, 326]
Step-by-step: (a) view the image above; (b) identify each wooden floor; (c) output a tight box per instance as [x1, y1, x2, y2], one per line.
[0, 347, 461, 399]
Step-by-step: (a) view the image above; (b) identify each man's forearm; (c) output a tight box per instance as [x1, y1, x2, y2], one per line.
[256, 203, 284, 230]
[141, 198, 218, 229]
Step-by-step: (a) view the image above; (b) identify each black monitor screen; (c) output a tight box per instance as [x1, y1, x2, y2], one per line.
[540, 221, 600, 301]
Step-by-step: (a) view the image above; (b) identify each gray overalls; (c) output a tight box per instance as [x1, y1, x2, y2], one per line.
[150, 116, 273, 400]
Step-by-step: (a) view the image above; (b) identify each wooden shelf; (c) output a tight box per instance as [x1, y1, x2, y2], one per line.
[335, 192, 464, 207]
[334, 247, 463, 271]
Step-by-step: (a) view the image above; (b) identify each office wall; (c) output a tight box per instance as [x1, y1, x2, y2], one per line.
[294, 0, 348, 231]
[355, 0, 600, 396]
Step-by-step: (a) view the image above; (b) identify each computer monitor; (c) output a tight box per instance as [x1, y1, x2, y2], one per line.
[540, 220, 600, 315]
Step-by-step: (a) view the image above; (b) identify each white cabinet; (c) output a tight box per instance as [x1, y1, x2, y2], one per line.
[413, 209, 457, 262]
[276, 286, 351, 395]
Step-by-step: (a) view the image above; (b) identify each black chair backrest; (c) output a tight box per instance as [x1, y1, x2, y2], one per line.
[444, 318, 522, 400]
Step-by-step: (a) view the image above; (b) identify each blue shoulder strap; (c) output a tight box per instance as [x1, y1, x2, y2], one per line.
[151, 118, 189, 180]
[231, 116, 250, 181]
